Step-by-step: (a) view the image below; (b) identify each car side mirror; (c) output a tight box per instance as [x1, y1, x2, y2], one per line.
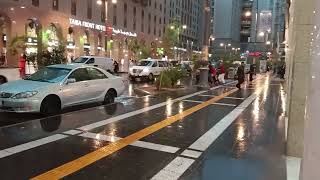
[66, 78, 76, 84]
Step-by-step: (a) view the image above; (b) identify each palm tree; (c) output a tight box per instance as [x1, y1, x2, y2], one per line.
[7, 35, 27, 56]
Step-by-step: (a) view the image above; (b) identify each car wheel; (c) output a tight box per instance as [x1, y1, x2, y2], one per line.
[0, 76, 7, 85]
[148, 73, 154, 81]
[40, 96, 61, 115]
[103, 90, 117, 105]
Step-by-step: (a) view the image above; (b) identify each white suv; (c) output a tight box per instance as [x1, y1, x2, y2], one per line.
[129, 59, 170, 81]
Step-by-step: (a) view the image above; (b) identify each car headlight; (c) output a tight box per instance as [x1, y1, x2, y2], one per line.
[12, 91, 38, 99]
[143, 69, 149, 73]
[129, 68, 133, 72]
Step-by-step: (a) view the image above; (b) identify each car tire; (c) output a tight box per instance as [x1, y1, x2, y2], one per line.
[148, 73, 154, 81]
[0, 76, 7, 85]
[40, 96, 61, 115]
[103, 90, 117, 105]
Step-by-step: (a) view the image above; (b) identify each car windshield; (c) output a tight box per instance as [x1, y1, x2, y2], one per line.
[25, 67, 71, 83]
[73, 57, 89, 63]
[137, 60, 153, 66]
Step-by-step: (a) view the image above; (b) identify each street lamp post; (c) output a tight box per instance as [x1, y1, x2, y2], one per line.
[172, 24, 187, 61]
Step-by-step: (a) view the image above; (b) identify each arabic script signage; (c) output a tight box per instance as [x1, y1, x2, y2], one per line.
[69, 18, 137, 37]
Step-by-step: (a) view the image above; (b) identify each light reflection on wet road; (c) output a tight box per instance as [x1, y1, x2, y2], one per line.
[0, 74, 287, 180]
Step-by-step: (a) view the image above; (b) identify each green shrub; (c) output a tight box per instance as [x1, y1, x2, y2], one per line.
[156, 68, 186, 90]
[37, 45, 67, 68]
[156, 71, 172, 90]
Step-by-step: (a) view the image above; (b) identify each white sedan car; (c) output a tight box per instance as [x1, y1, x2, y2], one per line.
[0, 64, 125, 114]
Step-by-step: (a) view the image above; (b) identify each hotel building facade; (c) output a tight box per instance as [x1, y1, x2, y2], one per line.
[0, 0, 166, 67]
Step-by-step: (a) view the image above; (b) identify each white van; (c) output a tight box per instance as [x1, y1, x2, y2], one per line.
[129, 59, 170, 81]
[73, 56, 114, 73]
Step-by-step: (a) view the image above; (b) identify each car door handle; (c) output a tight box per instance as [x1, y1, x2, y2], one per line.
[84, 83, 89, 87]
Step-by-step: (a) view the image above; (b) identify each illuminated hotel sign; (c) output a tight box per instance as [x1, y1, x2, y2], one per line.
[69, 18, 106, 31]
[69, 18, 137, 37]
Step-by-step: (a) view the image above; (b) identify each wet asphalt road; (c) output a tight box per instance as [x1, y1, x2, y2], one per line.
[0, 74, 287, 180]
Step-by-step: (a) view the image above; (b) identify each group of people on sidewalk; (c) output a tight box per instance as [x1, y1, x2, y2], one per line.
[207, 61, 255, 89]
[208, 62, 226, 86]
[236, 62, 256, 89]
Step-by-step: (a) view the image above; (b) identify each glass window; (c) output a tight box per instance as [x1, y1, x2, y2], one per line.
[86, 58, 95, 64]
[32, 0, 39, 7]
[26, 23, 37, 38]
[67, 27, 74, 42]
[137, 60, 153, 66]
[87, 0, 92, 19]
[124, 3, 127, 28]
[71, 0, 77, 15]
[101, 0, 105, 22]
[52, 0, 59, 11]
[87, 68, 107, 80]
[25, 67, 71, 83]
[113, 4, 117, 26]
[68, 68, 90, 82]
[152, 61, 158, 67]
[74, 57, 89, 63]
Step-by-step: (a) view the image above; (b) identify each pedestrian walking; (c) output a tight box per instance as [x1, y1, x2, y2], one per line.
[208, 64, 218, 86]
[19, 53, 26, 79]
[218, 62, 226, 84]
[236, 62, 245, 89]
[114, 60, 119, 73]
[249, 64, 255, 82]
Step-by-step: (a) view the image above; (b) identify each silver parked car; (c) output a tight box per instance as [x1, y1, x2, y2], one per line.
[0, 64, 125, 114]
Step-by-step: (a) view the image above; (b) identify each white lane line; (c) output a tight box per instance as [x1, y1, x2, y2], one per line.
[189, 93, 257, 151]
[211, 102, 237, 107]
[63, 130, 83, 135]
[182, 100, 204, 103]
[151, 157, 195, 180]
[0, 81, 237, 159]
[79, 132, 180, 154]
[287, 156, 301, 180]
[223, 96, 245, 100]
[180, 150, 202, 159]
[151, 92, 258, 179]
[0, 150, 13, 159]
[0, 134, 68, 159]
[77, 81, 236, 132]
[198, 95, 215, 97]
[76, 80, 236, 131]
[77, 91, 206, 131]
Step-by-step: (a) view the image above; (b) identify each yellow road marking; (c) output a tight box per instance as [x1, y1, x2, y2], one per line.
[31, 88, 238, 180]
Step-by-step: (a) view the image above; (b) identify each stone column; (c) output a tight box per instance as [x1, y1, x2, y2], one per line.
[300, 0, 320, 179]
[286, 0, 314, 158]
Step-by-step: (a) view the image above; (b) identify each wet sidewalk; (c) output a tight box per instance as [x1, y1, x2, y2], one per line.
[0, 74, 287, 180]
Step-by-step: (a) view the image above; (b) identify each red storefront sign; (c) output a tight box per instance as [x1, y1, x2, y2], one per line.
[248, 52, 262, 57]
